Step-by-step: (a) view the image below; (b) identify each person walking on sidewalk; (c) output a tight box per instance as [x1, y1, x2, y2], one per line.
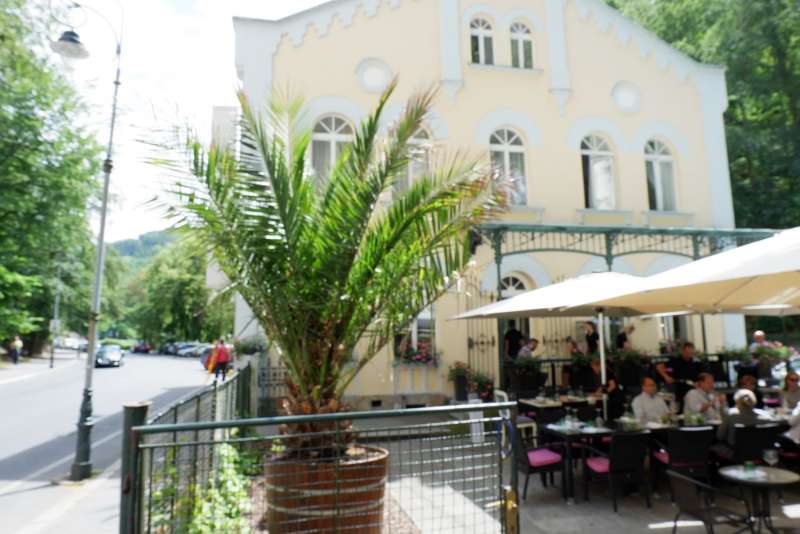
[9, 335, 23, 364]
[213, 339, 232, 382]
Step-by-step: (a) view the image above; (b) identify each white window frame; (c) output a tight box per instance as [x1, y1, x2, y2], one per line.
[310, 115, 354, 179]
[510, 22, 533, 69]
[580, 135, 616, 210]
[490, 128, 527, 206]
[500, 275, 527, 298]
[395, 128, 431, 195]
[645, 139, 677, 211]
[410, 306, 434, 351]
[470, 18, 494, 65]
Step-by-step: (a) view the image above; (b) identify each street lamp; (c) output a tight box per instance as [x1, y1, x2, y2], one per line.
[51, 3, 123, 481]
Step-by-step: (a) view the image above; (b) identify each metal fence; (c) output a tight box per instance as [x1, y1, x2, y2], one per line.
[146, 362, 252, 427]
[122, 402, 518, 534]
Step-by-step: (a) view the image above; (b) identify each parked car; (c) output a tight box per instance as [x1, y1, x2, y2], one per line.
[95, 345, 124, 368]
[176, 343, 200, 358]
[132, 341, 151, 354]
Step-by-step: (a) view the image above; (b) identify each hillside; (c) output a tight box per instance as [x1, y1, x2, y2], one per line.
[112, 230, 177, 270]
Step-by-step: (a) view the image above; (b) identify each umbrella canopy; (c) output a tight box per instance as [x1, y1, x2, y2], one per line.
[452, 271, 652, 320]
[580, 227, 800, 316]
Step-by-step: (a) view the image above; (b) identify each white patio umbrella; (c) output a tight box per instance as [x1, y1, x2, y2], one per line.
[580, 227, 800, 316]
[452, 272, 657, 419]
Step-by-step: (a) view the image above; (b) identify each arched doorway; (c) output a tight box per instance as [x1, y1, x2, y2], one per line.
[500, 274, 532, 358]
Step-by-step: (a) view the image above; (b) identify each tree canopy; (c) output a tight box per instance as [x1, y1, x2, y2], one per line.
[0, 1, 101, 346]
[608, 0, 800, 229]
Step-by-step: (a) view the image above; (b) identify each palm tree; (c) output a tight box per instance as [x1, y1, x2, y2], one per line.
[161, 81, 505, 453]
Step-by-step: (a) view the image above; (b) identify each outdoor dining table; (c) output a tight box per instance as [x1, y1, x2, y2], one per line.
[719, 465, 800, 533]
[542, 423, 613, 504]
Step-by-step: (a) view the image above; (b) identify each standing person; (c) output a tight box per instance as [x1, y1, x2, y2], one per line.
[748, 330, 770, 353]
[615, 325, 635, 350]
[503, 320, 524, 362]
[213, 339, 231, 382]
[9, 335, 23, 364]
[584, 321, 599, 355]
[683, 373, 727, 422]
[782, 372, 800, 410]
[656, 341, 703, 410]
[631, 377, 670, 424]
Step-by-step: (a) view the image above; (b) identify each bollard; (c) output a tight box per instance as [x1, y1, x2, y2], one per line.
[120, 401, 151, 534]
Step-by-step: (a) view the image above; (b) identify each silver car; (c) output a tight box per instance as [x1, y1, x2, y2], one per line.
[95, 345, 124, 368]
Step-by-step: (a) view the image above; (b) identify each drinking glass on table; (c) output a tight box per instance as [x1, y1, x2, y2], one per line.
[763, 448, 779, 467]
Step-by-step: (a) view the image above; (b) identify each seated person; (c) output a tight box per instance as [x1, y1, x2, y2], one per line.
[656, 342, 703, 409]
[782, 372, 800, 410]
[737, 374, 764, 409]
[579, 358, 624, 419]
[717, 389, 768, 448]
[683, 373, 727, 422]
[631, 377, 670, 424]
[516, 337, 539, 358]
[779, 399, 800, 453]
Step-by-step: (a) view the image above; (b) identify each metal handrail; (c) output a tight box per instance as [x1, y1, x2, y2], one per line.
[133, 401, 517, 435]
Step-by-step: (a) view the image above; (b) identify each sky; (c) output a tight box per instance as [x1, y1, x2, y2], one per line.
[45, 0, 329, 242]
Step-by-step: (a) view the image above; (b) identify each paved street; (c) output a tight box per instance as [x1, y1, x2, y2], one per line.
[0, 352, 210, 534]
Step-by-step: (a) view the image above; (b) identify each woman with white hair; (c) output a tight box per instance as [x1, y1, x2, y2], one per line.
[716, 389, 768, 448]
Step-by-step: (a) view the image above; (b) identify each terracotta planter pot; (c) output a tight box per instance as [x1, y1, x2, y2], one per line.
[265, 445, 389, 533]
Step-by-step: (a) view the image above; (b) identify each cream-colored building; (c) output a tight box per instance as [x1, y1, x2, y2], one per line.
[212, 0, 768, 409]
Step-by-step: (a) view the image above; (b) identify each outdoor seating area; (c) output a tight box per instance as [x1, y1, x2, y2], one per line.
[511, 395, 800, 532]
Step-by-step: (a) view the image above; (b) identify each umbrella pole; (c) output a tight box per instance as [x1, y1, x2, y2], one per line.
[598, 310, 608, 421]
[700, 314, 708, 353]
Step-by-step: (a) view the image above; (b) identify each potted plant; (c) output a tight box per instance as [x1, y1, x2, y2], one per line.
[448, 361, 471, 401]
[511, 357, 545, 396]
[162, 81, 504, 532]
[470, 370, 495, 402]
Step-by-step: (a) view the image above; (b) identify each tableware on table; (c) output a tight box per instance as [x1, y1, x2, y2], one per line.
[763, 449, 779, 467]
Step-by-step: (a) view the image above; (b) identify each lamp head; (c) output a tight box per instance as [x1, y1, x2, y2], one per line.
[51, 30, 89, 60]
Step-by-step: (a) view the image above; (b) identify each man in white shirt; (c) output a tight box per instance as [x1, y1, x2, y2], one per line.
[632, 377, 670, 423]
[683, 373, 727, 421]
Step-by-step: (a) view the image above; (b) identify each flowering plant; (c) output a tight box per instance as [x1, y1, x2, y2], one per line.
[395, 340, 439, 367]
[447, 361, 471, 380]
[469, 370, 494, 400]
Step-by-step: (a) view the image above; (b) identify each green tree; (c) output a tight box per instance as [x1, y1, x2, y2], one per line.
[0, 1, 102, 350]
[130, 239, 233, 345]
[160, 82, 504, 450]
[608, 0, 800, 229]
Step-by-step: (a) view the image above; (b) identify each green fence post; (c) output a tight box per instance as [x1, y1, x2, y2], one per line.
[120, 401, 151, 534]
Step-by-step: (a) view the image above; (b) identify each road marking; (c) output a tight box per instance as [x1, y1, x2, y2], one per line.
[13, 459, 122, 534]
[0, 427, 122, 498]
[0, 360, 79, 385]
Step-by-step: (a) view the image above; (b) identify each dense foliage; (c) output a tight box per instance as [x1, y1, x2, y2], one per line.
[607, 0, 800, 230]
[0, 1, 101, 348]
[126, 238, 233, 345]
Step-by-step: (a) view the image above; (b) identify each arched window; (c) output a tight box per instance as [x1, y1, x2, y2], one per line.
[510, 22, 533, 69]
[311, 115, 354, 179]
[580, 135, 615, 210]
[490, 128, 526, 206]
[470, 18, 494, 65]
[645, 140, 676, 211]
[395, 128, 431, 195]
[500, 275, 527, 297]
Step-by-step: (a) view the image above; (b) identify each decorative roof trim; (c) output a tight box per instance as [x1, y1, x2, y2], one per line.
[235, 0, 406, 51]
[571, 0, 722, 83]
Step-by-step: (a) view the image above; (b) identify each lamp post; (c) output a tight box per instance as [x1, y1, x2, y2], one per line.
[51, 3, 122, 481]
